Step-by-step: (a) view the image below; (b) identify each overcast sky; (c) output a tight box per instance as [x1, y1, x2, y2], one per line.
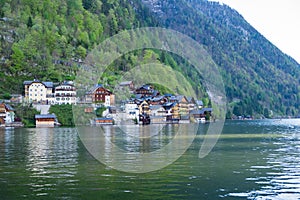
[211, 0, 300, 64]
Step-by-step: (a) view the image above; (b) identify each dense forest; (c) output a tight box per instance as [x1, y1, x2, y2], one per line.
[0, 0, 299, 117]
[142, 0, 300, 117]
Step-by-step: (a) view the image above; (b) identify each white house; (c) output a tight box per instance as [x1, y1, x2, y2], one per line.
[125, 102, 139, 119]
[0, 103, 15, 125]
[150, 105, 166, 116]
[55, 81, 77, 105]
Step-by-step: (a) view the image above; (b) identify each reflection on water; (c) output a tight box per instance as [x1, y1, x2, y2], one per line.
[226, 119, 300, 199]
[0, 128, 79, 199]
[0, 119, 300, 199]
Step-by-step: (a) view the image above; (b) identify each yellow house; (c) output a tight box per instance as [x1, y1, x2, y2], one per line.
[24, 80, 54, 103]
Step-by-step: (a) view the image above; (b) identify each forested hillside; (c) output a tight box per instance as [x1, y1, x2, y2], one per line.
[142, 0, 300, 117]
[0, 0, 157, 93]
[0, 0, 299, 117]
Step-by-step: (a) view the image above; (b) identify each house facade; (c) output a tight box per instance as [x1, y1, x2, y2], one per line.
[0, 103, 15, 125]
[35, 114, 57, 128]
[125, 102, 139, 119]
[87, 84, 115, 106]
[119, 81, 135, 91]
[24, 80, 54, 104]
[55, 81, 77, 105]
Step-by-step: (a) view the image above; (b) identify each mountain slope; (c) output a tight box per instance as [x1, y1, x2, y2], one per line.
[142, 0, 300, 117]
[0, 0, 157, 94]
[0, 0, 299, 117]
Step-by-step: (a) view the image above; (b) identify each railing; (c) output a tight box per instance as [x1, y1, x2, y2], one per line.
[55, 94, 76, 97]
[55, 88, 76, 91]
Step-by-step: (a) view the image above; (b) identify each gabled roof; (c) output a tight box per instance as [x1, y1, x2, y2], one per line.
[186, 97, 196, 103]
[88, 84, 111, 94]
[162, 102, 177, 110]
[176, 95, 188, 103]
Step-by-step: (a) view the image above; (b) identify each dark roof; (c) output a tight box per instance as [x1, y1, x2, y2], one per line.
[5, 104, 14, 111]
[190, 108, 212, 114]
[35, 114, 57, 119]
[150, 105, 163, 110]
[43, 82, 53, 88]
[151, 96, 164, 102]
[164, 93, 173, 97]
[138, 84, 152, 90]
[87, 84, 111, 94]
[23, 80, 53, 88]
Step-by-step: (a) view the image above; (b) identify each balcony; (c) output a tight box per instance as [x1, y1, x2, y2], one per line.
[55, 94, 76, 97]
[55, 88, 76, 91]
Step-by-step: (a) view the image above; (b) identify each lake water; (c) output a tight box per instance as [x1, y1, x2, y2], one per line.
[1, 119, 300, 199]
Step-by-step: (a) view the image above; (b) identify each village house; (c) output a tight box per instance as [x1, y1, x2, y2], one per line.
[186, 97, 196, 111]
[119, 81, 135, 91]
[86, 84, 115, 107]
[135, 84, 159, 97]
[35, 114, 58, 128]
[162, 102, 180, 122]
[0, 103, 15, 126]
[24, 79, 54, 104]
[55, 81, 77, 105]
[138, 100, 151, 125]
[176, 95, 190, 115]
[190, 108, 213, 122]
[149, 105, 166, 124]
[125, 100, 139, 119]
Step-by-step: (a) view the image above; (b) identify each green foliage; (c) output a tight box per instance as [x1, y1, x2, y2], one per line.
[14, 104, 40, 128]
[1, 93, 11, 100]
[95, 107, 107, 117]
[49, 104, 74, 126]
[149, 83, 174, 95]
[72, 105, 95, 125]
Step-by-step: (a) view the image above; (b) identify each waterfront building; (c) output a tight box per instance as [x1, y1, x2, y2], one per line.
[23, 79, 54, 104]
[55, 81, 77, 105]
